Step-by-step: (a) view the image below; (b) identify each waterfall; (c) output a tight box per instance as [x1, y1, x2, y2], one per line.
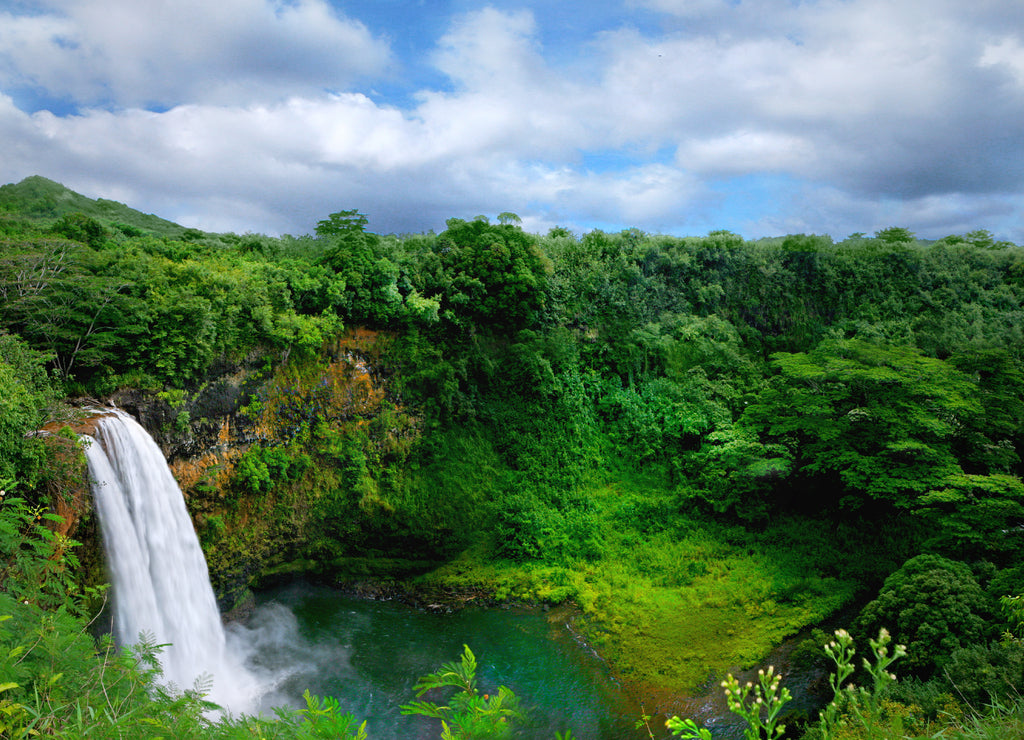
[83, 409, 258, 713]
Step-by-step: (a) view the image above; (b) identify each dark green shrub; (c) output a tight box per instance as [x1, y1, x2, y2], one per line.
[50, 212, 107, 248]
[856, 554, 994, 676]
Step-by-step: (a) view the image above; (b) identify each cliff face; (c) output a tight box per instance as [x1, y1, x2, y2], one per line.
[70, 328, 407, 612]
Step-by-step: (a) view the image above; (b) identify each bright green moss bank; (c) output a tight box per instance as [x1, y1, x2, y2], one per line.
[416, 476, 858, 695]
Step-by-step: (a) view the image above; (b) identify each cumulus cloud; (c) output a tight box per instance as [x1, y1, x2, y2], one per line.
[607, 1, 1024, 208]
[0, 0, 391, 108]
[676, 130, 815, 175]
[0, 1, 1023, 241]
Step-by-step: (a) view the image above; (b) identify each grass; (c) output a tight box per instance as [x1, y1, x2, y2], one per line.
[419, 473, 858, 696]
[947, 697, 1024, 740]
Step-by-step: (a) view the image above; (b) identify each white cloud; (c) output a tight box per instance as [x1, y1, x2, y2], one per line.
[631, 0, 728, 18]
[677, 130, 814, 175]
[568, 164, 704, 225]
[981, 35, 1024, 85]
[431, 7, 541, 92]
[0, 0, 391, 107]
[414, 7, 597, 158]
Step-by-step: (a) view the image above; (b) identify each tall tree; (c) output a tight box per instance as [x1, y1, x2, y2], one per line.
[433, 218, 550, 331]
[743, 339, 979, 510]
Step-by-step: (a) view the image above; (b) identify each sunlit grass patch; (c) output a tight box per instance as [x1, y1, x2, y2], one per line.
[570, 528, 855, 693]
[422, 474, 857, 695]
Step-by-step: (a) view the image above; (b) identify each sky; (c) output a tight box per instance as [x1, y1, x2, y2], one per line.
[1, 0, 1024, 242]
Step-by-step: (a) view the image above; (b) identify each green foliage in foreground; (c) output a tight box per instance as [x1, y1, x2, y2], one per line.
[401, 645, 524, 740]
[667, 664, 791, 740]
[668, 628, 1024, 740]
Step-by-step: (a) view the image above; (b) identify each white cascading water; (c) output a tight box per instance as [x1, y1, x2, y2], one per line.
[83, 409, 261, 714]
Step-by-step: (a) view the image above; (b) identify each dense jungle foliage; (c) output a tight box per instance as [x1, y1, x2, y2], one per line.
[2, 175, 1024, 738]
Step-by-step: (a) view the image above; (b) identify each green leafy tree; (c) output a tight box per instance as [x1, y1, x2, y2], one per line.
[915, 472, 1024, 560]
[686, 424, 792, 522]
[855, 554, 992, 676]
[874, 227, 915, 244]
[948, 348, 1024, 474]
[315, 210, 369, 238]
[0, 334, 58, 486]
[743, 339, 979, 510]
[941, 641, 1024, 709]
[314, 210, 404, 324]
[0, 242, 131, 380]
[50, 212, 108, 249]
[434, 217, 550, 331]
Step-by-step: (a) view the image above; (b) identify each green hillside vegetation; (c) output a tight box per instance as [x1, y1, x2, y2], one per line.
[0, 175, 190, 239]
[2, 177, 1024, 738]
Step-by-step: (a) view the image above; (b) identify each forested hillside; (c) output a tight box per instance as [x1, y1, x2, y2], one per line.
[2, 176, 1024, 738]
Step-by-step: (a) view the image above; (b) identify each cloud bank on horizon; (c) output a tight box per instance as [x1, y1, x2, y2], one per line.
[1, 0, 1023, 241]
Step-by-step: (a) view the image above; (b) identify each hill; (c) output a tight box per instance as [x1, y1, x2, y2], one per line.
[0, 175, 187, 238]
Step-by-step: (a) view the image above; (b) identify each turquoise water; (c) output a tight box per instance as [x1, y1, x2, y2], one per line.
[231, 581, 652, 739]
